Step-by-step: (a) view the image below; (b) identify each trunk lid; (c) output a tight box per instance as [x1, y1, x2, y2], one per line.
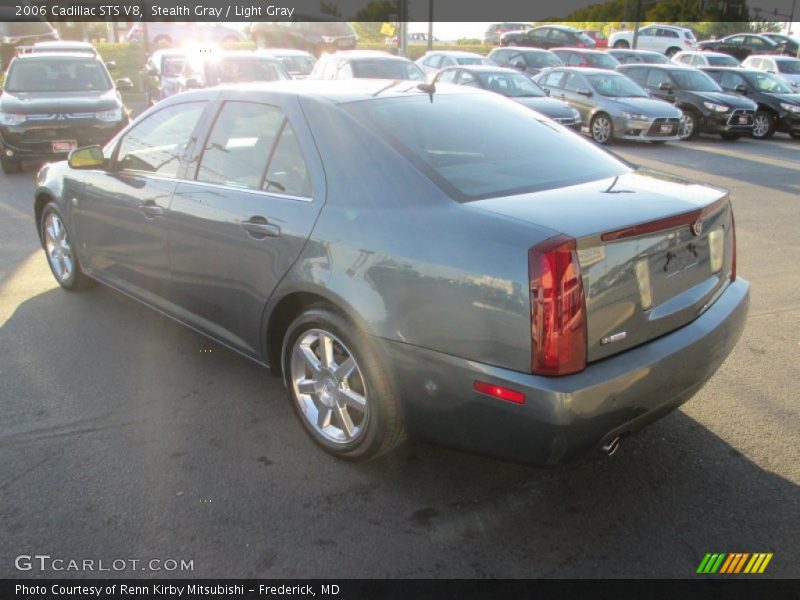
[470, 170, 736, 363]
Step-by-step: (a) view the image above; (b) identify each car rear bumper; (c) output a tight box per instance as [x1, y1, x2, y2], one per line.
[379, 277, 749, 466]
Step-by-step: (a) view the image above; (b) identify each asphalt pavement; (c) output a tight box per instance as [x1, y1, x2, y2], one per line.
[0, 134, 798, 578]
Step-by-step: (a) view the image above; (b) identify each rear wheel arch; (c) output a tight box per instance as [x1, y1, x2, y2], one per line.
[263, 289, 374, 376]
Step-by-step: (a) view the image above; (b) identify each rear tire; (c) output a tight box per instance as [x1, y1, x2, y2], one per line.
[666, 47, 680, 57]
[1, 157, 21, 174]
[282, 306, 406, 461]
[614, 40, 629, 49]
[40, 203, 94, 291]
[751, 112, 775, 139]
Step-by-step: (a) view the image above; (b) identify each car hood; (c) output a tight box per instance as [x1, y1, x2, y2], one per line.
[513, 96, 576, 119]
[766, 91, 800, 104]
[690, 90, 757, 109]
[0, 89, 120, 114]
[606, 96, 681, 116]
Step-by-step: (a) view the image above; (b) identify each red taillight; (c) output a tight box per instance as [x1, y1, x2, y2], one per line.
[473, 381, 526, 404]
[730, 211, 737, 282]
[529, 235, 587, 376]
[684, 39, 692, 46]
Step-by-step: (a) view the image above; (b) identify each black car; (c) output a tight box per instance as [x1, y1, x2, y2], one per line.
[697, 34, 786, 61]
[432, 65, 582, 130]
[249, 19, 357, 56]
[618, 64, 757, 140]
[551, 48, 620, 70]
[175, 51, 290, 94]
[0, 20, 58, 70]
[700, 66, 800, 139]
[0, 53, 132, 173]
[607, 49, 671, 65]
[486, 47, 563, 77]
[500, 25, 595, 50]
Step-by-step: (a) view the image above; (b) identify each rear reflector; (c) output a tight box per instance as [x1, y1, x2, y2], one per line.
[474, 380, 526, 404]
[529, 235, 587, 376]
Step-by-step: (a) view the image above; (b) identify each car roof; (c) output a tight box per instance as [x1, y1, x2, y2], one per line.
[257, 48, 314, 57]
[699, 66, 761, 74]
[552, 47, 606, 54]
[537, 25, 580, 32]
[10, 52, 101, 62]
[441, 65, 518, 74]
[32, 41, 94, 50]
[493, 46, 553, 53]
[620, 63, 695, 70]
[178, 79, 479, 104]
[423, 50, 485, 57]
[648, 24, 689, 31]
[553, 66, 625, 75]
[751, 54, 799, 61]
[324, 50, 396, 59]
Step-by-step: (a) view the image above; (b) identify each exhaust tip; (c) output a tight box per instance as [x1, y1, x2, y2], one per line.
[601, 436, 621, 456]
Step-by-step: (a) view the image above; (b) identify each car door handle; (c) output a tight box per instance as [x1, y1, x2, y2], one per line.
[241, 216, 281, 239]
[139, 200, 164, 219]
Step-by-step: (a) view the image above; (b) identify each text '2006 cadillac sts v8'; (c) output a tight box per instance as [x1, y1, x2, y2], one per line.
[34, 81, 749, 465]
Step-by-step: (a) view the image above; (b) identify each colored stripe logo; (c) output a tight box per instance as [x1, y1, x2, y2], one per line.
[697, 553, 773, 574]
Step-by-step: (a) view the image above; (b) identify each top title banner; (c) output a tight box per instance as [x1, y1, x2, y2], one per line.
[0, 0, 794, 22]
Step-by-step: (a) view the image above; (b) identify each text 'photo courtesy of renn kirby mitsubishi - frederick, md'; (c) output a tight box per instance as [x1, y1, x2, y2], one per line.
[0, 0, 798, 597]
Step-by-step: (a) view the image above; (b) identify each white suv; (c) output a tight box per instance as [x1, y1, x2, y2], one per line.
[610, 25, 696, 57]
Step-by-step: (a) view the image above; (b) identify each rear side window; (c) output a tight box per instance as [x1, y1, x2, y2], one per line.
[115, 101, 206, 178]
[196, 102, 284, 189]
[646, 69, 671, 87]
[264, 123, 312, 198]
[343, 94, 627, 201]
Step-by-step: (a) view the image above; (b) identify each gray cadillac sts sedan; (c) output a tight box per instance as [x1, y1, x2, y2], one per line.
[34, 81, 749, 465]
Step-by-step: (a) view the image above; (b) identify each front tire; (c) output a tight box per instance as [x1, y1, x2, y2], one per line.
[590, 113, 614, 145]
[40, 203, 94, 291]
[679, 109, 700, 140]
[282, 307, 406, 460]
[751, 112, 775, 139]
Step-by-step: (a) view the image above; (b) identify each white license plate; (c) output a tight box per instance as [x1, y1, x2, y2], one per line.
[52, 140, 77, 153]
[660, 124, 673, 133]
[738, 116, 749, 125]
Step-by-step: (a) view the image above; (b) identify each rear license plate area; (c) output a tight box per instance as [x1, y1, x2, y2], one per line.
[52, 140, 77, 153]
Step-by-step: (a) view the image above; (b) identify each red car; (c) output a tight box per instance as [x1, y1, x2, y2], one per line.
[584, 30, 608, 49]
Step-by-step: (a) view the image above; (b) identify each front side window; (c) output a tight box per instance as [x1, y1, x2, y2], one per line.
[478, 72, 546, 97]
[343, 94, 627, 201]
[563, 72, 585, 92]
[646, 69, 672, 88]
[196, 102, 284, 189]
[719, 71, 746, 89]
[671, 69, 722, 91]
[777, 60, 800, 74]
[540, 70, 566, 88]
[587, 53, 619, 68]
[115, 102, 206, 178]
[587, 74, 647, 97]
[436, 69, 457, 84]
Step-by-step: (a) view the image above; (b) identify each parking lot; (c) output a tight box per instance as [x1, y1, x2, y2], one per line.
[0, 134, 798, 578]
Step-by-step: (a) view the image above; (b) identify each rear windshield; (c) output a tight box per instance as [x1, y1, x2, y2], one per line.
[641, 52, 670, 64]
[456, 57, 490, 66]
[343, 93, 627, 201]
[215, 58, 289, 84]
[587, 53, 620, 68]
[277, 55, 315, 75]
[4, 58, 111, 92]
[671, 69, 722, 92]
[777, 60, 800, 74]
[352, 60, 425, 81]
[525, 52, 562, 68]
[706, 55, 739, 67]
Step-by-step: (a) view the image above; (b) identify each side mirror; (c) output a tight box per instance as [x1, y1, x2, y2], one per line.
[513, 60, 526, 71]
[185, 77, 203, 89]
[658, 81, 673, 92]
[734, 83, 748, 94]
[68, 145, 105, 170]
[105, 60, 117, 70]
[577, 88, 593, 97]
[115, 78, 134, 90]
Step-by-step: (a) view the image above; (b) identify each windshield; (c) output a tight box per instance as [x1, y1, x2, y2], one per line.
[642, 52, 671, 64]
[277, 56, 315, 75]
[588, 73, 647, 97]
[352, 60, 426, 81]
[707, 55, 739, 67]
[162, 57, 185, 77]
[478, 72, 546, 97]
[777, 60, 800, 74]
[216, 58, 289, 84]
[343, 94, 627, 201]
[748, 72, 793, 93]
[526, 52, 562, 68]
[587, 53, 620, 68]
[671, 69, 722, 91]
[4, 58, 111, 93]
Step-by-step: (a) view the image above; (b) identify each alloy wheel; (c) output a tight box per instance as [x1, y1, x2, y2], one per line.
[752, 114, 770, 138]
[679, 114, 695, 140]
[44, 213, 74, 283]
[592, 116, 612, 144]
[290, 329, 368, 444]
